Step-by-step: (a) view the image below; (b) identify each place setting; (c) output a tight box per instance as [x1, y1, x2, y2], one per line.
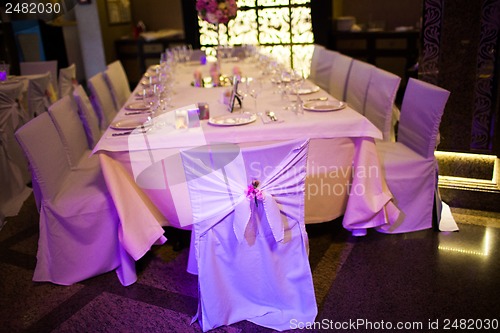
[302, 99, 347, 112]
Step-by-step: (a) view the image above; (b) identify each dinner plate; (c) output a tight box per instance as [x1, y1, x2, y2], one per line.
[110, 117, 152, 130]
[124, 102, 151, 111]
[208, 112, 257, 126]
[294, 84, 320, 95]
[302, 100, 347, 112]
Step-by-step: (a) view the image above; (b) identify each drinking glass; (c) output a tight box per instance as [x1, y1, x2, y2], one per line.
[246, 77, 263, 114]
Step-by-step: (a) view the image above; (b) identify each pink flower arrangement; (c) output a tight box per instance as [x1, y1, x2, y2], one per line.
[196, 0, 238, 25]
[246, 180, 264, 206]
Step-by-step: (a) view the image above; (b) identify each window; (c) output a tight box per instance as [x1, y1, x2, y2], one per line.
[198, 0, 314, 72]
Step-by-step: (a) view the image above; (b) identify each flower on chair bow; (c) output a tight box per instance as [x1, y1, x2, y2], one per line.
[246, 180, 263, 207]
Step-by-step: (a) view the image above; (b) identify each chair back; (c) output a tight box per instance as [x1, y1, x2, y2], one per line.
[398, 78, 450, 158]
[309, 45, 336, 91]
[26, 72, 52, 118]
[181, 138, 317, 331]
[15, 112, 70, 201]
[20, 60, 58, 101]
[88, 72, 117, 130]
[311, 48, 338, 91]
[104, 60, 131, 110]
[345, 59, 374, 114]
[309, 44, 325, 83]
[365, 67, 401, 141]
[47, 95, 89, 169]
[328, 52, 353, 101]
[0, 80, 25, 129]
[58, 63, 77, 98]
[0, 81, 31, 184]
[73, 85, 101, 148]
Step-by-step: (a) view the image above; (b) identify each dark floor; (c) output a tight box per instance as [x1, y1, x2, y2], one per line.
[1, 194, 499, 333]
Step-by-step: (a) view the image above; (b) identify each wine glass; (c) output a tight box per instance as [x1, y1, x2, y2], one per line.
[246, 77, 263, 114]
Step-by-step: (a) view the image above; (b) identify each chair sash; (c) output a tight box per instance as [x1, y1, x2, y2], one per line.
[27, 72, 51, 118]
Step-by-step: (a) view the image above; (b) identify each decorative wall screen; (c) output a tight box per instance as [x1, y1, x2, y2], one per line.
[198, 0, 314, 72]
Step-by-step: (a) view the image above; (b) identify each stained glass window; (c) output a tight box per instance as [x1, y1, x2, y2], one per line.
[198, 0, 314, 73]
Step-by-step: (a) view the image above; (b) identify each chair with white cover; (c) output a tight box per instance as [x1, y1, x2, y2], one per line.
[309, 45, 337, 91]
[26, 71, 52, 118]
[15, 112, 121, 285]
[375, 78, 456, 233]
[47, 95, 99, 170]
[308, 44, 325, 83]
[344, 59, 375, 115]
[88, 72, 118, 130]
[104, 60, 131, 110]
[58, 63, 77, 98]
[182, 139, 317, 332]
[328, 52, 353, 101]
[73, 85, 102, 148]
[0, 81, 31, 218]
[20, 60, 58, 102]
[364, 67, 401, 141]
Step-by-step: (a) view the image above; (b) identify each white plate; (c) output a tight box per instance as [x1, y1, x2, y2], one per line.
[208, 112, 257, 126]
[124, 102, 150, 111]
[302, 100, 346, 112]
[110, 117, 152, 130]
[294, 85, 320, 95]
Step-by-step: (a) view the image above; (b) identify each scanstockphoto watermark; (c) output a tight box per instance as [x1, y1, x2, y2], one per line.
[289, 318, 425, 331]
[249, 161, 381, 198]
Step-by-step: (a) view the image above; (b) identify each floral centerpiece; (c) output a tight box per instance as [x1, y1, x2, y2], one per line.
[196, 0, 238, 25]
[196, 0, 238, 83]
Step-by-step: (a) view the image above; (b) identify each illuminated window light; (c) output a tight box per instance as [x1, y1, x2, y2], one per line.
[198, 0, 314, 73]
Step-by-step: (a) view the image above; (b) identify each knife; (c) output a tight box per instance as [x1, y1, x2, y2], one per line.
[112, 130, 148, 136]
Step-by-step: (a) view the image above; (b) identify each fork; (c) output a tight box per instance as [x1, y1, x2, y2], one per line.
[266, 111, 277, 121]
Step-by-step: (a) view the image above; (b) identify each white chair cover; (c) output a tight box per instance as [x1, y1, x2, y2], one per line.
[104, 60, 131, 110]
[88, 72, 118, 130]
[309, 46, 336, 91]
[58, 63, 77, 98]
[375, 78, 457, 233]
[20, 61, 58, 102]
[345, 59, 374, 115]
[182, 139, 317, 332]
[73, 85, 102, 148]
[15, 112, 121, 285]
[365, 67, 401, 141]
[26, 72, 52, 118]
[47, 95, 99, 170]
[308, 44, 325, 83]
[0, 81, 31, 217]
[328, 52, 353, 101]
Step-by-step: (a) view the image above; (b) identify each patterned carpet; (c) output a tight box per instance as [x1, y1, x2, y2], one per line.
[1, 194, 500, 333]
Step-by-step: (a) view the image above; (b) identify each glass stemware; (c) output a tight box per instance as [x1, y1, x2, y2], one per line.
[246, 77, 263, 114]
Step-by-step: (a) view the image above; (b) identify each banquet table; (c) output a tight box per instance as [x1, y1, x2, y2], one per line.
[92, 58, 400, 286]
